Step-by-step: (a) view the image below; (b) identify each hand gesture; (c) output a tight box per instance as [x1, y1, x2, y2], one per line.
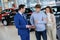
[35, 20, 38, 24]
[26, 25, 32, 28]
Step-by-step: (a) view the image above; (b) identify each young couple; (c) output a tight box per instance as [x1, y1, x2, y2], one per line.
[14, 4, 56, 40]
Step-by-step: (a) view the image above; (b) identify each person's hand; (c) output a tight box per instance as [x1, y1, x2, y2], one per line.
[42, 18, 48, 22]
[26, 25, 32, 28]
[31, 25, 36, 29]
[35, 20, 38, 24]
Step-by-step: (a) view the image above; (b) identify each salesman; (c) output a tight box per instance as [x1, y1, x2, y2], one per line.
[14, 4, 31, 40]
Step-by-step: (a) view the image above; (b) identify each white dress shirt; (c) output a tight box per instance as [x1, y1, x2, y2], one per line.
[47, 13, 52, 26]
[47, 13, 52, 22]
[18, 11, 23, 15]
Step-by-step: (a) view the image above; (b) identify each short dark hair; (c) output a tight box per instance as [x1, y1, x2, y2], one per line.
[35, 4, 41, 8]
[18, 4, 25, 10]
[45, 6, 53, 14]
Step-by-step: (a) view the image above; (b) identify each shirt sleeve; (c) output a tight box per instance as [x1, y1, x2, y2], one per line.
[52, 14, 56, 29]
[30, 14, 35, 26]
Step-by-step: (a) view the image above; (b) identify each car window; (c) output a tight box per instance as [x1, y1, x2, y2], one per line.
[52, 8, 57, 14]
[1, 9, 11, 14]
[25, 8, 32, 13]
[25, 9, 29, 13]
[30, 7, 35, 12]
[6, 9, 11, 12]
[52, 8, 57, 12]
[57, 7, 60, 12]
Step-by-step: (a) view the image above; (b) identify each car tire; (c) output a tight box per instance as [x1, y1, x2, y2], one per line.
[2, 20, 8, 26]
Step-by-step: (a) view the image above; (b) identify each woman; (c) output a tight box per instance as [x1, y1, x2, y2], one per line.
[45, 6, 56, 40]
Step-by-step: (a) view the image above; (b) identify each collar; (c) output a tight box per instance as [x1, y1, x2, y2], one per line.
[18, 11, 22, 15]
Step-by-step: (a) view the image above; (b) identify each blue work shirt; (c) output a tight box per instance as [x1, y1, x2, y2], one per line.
[30, 11, 47, 31]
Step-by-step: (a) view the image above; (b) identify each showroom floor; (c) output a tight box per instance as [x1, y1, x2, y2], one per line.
[0, 22, 57, 40]
[0, 22, 36, 40]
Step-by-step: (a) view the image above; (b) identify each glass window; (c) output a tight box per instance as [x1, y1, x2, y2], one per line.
[55, 0, 60, 1]
[29, 0, 37, 4]
[30, 0, 36, 3]
[0, 0, 2, 6]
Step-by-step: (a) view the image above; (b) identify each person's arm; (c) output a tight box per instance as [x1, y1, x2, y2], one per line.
[14, 15, 27, 29]
[37, 18, 47, 24]
[30, 14, 36, 29]
[52, 14, 56, 29]
[30, 14, 34, 26]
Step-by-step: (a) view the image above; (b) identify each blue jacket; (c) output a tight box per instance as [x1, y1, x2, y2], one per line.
[14, 12, 29, 35]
